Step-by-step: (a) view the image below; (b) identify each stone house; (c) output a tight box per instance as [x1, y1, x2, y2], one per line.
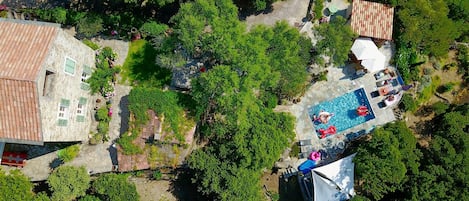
[0, 19, 95, 155]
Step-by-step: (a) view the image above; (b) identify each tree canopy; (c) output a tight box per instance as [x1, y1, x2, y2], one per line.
[0, 168, 34, 201]
[354, 104, 469, 200]
[398, 0, 461, 57]
[313, 16, 357, 66]
[92, 173, 139, 201]
[47, 166, 91, 201]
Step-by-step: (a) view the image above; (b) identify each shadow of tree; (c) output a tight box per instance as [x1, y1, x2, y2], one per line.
[279, 175, 303, 201]
[119, 95, 129, 136]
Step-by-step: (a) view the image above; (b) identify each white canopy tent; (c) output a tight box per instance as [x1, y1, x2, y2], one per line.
[361, 51, 386, 73]
[351, 38, 378, 60]
[351, 38, 386, 73]
[311, 154, 356, 201]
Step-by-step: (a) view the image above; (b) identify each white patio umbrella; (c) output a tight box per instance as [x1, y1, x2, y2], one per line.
[351, 38, 379, 60]
[361, 51, 386, 73]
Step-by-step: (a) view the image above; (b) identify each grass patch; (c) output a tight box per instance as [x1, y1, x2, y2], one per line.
[417, 75, 441, 104]
[121, 39, 171, 87]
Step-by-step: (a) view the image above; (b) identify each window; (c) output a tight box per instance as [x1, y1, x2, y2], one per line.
[64, 58, 76, 75]
[42, 70, 55, 96]
[81, 65, 92, 82]
[76, 97, 87, 122]
[57, 98, 70, 126]
[81, 65, 92, 90]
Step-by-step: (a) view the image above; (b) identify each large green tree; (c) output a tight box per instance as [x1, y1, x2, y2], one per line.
[92, 174, 139, 201]
[407, 104, 469, 200]
[0, 168, 34, 201]
[47, 166, 91, 201]
[354, 122, 421, 200]
[313, 16, 357, 66]
[398, 0, 461, 57]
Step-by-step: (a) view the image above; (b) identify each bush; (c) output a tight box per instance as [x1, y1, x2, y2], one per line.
[400, 93, 418, 112]
[313, 0, 324, 20]
[66, 10, 86, 25]
[140, 21, 169, 38]
[33, 192, 50, 201]
[47, 166, 90, 201]
[423, 67, 433, 75]
[89, 132, 103, 145]
[57, 144, 80, 162]
[82, 39, 100, 50]
[152, 170, 162, 180]
[97, 121, 109, 135]
[117, 132, 143, 155]
[431, 101, 449, 116]
[92, 174, 139, 201]
[77, 14, 104, 37]
[95, 106, 110, 122]
[290, 143, 300, 158]
[438, 82, 455, 93]
[51, 7, 67, 24]
[78, 195, 101, 201]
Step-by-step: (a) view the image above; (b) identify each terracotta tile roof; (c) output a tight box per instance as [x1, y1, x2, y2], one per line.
[0, 20, 58, 143]
[0, 21, 58, 80]
[0, 79, 42, 142]
[350, 0, 394, 40]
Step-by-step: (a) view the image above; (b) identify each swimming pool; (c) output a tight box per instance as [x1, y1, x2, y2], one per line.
[310, 88, 375, 134]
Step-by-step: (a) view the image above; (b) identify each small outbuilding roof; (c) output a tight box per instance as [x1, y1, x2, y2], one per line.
[350, 0, 394, 41]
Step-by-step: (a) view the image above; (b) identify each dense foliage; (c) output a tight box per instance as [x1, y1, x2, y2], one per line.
[169, 0, 306, 199]
[47, 166, 91, 201]
[354, 104, 469, 200]
[92, 174, 139, 201]
[87, 47, 120, 96]
[313, 16, 357, 67]
[127, 87, 194, 143]
[57, 144, 80, 162]
[0, 168, 34, 201]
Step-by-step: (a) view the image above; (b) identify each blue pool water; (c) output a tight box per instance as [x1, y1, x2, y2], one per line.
[310, 88, 375, 134]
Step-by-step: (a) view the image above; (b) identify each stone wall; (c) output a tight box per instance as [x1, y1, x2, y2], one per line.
[38, 28, 95, 142]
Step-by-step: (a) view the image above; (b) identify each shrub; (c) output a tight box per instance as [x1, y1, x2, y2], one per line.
[82, 39, 100, 50]
[438, 82, 455, 93]
[57, 144, 80, 162]
[400, 93, 417, 112]
[418, 76, 440, 103]
[101, 47, 117, 61]
[89, 132, 103, 145]
[139, 21, 168, 38]
[92, 174, 139, 201]
[423, 67, 433, 75]
[47, 166, 90, 201]
[117, 132, 143, 155]
[78, 195, 101, 201]
[97, 121, 109, 135]
[313, 0, 324, 20]
[77, 14, 104, 37]
[290, 143, 300, 158]
[51, 7, 67, 24]
[33, 192, 50, 201]
[261, 92, 279, 109]
[152, 169, 162, 180]
[66, 10, 86, 25]
[95, 106, 110, 122]
[431, 101, 449, 116]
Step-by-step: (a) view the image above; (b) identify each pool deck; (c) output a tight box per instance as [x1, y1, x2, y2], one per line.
[283, 42, 398, 163]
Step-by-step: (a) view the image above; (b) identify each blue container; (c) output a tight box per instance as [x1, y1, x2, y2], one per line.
[298, 160, 317, 174]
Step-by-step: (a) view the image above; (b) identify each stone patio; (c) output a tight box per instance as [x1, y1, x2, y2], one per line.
[286, 42, 399, 166]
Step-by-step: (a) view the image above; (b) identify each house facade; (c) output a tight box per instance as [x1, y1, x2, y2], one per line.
[0, 19, 95, 146]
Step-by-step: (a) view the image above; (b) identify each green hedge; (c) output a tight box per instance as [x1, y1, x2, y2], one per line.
[57, 144, 80, 162]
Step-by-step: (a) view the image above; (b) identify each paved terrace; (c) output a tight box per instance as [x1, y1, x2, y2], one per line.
[284, 42, 398, 165]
